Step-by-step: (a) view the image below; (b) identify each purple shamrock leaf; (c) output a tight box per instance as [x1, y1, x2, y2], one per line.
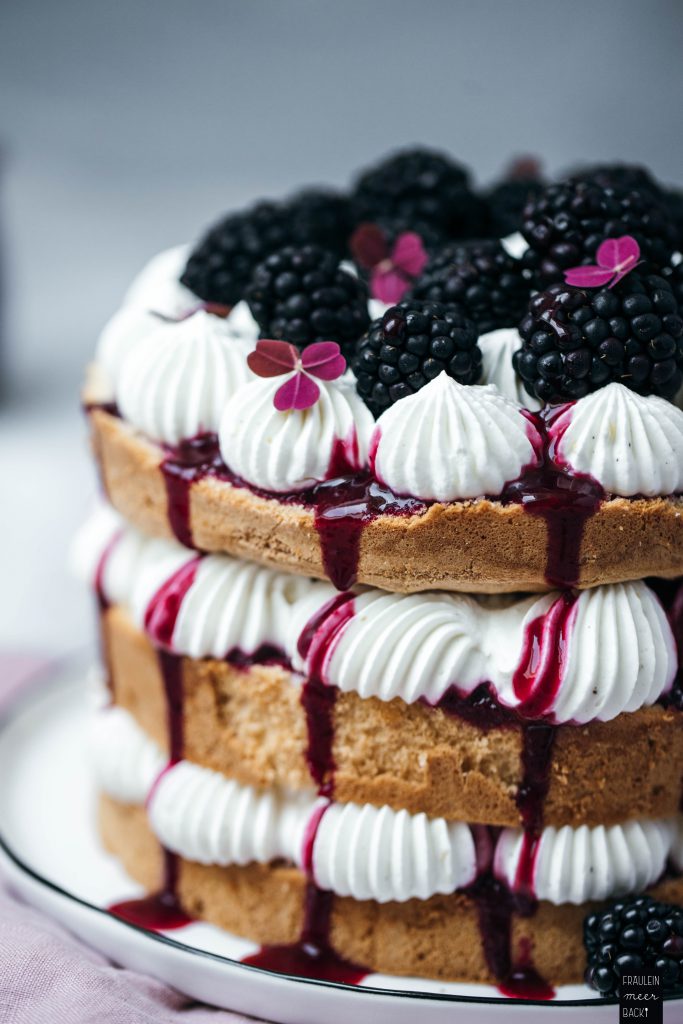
[564, 266, 617, 288]
[392, 232, 428, 278]
[597, 235, 641, 286]
[564, 235, 642, 290]
[274, 372, 320, 412]
[596, 236, 640, 270]
[349, 223, 389, 271]
[371, 266, 411, 304]
[248, 339, 299, 377]
[300, 341, 346, 381]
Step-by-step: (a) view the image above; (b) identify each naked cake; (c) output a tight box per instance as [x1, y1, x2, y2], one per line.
[77, 149, 683, 1000]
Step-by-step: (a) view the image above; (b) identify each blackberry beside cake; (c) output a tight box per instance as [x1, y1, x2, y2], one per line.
[77, 148, 683, 999]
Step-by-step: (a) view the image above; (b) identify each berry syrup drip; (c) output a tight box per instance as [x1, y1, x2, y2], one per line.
[144, 557, 201, 765]
[108, 850, 192, 931]
[497, 938, 556, 1001]
[242, 882, 368, 984]
[512, 592, 577, 720]
[310, 473, 425, 590]
[434, 689, 557, 837]
[511, 594, 569, 834]
[158, 433, 425, 588]
[160, 435, 227, 549]
[434, 683, 520, 730]
[226, 644, 290, 670]
[501, 406, 604, 588]
[300, 801, 330, 875]
[243, 770, 367, 982]
[143, 558, 201, 650]
[297, 593, 355, 795]
[465, 875, 554, 1000]
[82, 400, 120, 417]
[108, 562, 199, 929]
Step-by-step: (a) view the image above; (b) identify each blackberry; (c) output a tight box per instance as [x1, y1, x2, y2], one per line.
[664, 262, 683, 310]
[483, 159, 545, 239]
[245, 244, 369, 357]
[483, 178, 545, 238]
[584, 895, 683, 998]
[351, 147, 484, 239]
[514, 271, 683, 403]
[285, 188, 353, 257]
[522, 180, 677, 288]
[181, 201, 296, 307]
[353, 300, 482, 417]
[568, 162, 664, 199]
[407, 240, 530, 334]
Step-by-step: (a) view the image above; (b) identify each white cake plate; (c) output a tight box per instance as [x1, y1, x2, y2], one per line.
[0, 659, 680, 1023]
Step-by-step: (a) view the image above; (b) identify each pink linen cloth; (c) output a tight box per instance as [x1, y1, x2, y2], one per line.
[0, 653, 269, 1024]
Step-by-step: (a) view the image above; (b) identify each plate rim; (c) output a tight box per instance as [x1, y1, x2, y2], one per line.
[0, 653, 657, 1010]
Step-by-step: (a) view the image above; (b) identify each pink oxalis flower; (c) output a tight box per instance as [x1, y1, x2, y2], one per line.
[350, 223, 428, 303]
[564, 235, 642, 289]
[247, 339, 346, 412]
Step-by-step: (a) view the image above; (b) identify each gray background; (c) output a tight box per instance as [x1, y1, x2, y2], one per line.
[1, 0, 682, 651]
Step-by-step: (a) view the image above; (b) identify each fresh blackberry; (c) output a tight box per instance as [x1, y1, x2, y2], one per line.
[584, 895, 683, 998]
[407, 240, 530, 334]
[180, 201, 296, 307]
[514, 271, 683, 403]
[353, 300, 482, 417]
[484, 178, 545, 238]
[522, 180, 677, 288]
[483, 159, 545, 239]
[568, 162, 664, 199]
[245, 244, 369, 357]
[664, 262, 683, 306]
[351, 147, 484, 239]
[285, 188, 353, 257]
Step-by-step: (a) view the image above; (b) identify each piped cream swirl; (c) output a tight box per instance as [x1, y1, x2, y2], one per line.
[91, 706, 480, 903]
[552, 383, 683, 497]
[117, 310, 253, 444]
[320, 590, 486, 704]
[218, 374, 374, 492]
[495, 819, 674, 905]
[122, 244, 197, 318]
[92, 705, 680, 906]
[312, 802, 479, 902]
[372, 373, 540, 501]
[74, 507, 677, 724]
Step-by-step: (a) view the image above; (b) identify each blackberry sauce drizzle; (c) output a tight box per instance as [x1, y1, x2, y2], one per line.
[430, 590, 573, 999]
[297, 592, 355, 795]
[109, 561, 199, 931]
[241, 595, 369, 982]
[154, 404, 604, 593]
[291, 591, 563, 995]
[501, 407, 604, 588]
[241, 883, 368, 983]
